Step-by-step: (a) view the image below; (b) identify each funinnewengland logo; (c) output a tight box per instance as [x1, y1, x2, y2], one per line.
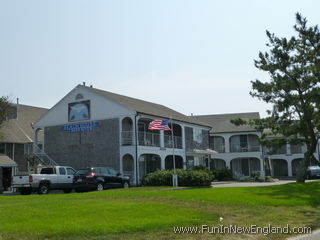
[173, 224, 312, 236]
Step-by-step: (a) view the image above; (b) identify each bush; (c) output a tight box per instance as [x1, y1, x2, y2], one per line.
[211, 168, 233, 181]
[142, 169, 212, 187]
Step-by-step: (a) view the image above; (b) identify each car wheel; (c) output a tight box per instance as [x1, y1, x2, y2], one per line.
[63, 189, 72, 193]
[123, 182, 129, 189]
[96, 182, 104, 191]
[38, 183, 50, 194]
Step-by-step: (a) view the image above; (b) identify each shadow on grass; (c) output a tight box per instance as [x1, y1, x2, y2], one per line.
[248, 181, 320, 207]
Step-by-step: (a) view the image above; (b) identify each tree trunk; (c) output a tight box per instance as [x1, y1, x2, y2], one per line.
[296, 135, 318, 183]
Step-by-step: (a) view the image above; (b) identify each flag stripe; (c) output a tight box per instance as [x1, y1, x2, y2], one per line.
[148, 120, 171, 131]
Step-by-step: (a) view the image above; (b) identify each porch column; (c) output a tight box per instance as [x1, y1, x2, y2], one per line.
[160, 156, 165, 170]
[287, 159, 293, 177]
[160, 131, 164, 148]
[224, 135, 230, 153]
[260, 158, 265, 180]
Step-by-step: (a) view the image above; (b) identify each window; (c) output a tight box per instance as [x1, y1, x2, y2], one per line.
[66, 168, 75, 175]
[93, 168, 101, 174]
[59, 167, 66, 175]
[40, 168, 55, 174]
[0, 143, 5, 154]
[100, 168, 109, 175]
[107, 168, 119, 176]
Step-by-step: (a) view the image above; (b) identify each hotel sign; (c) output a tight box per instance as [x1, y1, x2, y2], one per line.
[63, 121, 100, 133]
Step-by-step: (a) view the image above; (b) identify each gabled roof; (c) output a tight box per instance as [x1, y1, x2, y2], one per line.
[87, 86, 211, 128]
[0, 154, 17, 167]
[0, 104, 48, 143]
[191, 112, 260, 133]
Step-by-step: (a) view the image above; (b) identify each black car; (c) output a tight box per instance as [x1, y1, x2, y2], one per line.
[73, 167, 130, 192]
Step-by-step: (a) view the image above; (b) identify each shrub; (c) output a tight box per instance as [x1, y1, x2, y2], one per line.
[142, 169, 212, 187]
[211, 168, 233, 181]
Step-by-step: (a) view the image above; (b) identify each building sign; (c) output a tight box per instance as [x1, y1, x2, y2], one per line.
[68, 100, 90, 122]
[63, 121, 100, 133]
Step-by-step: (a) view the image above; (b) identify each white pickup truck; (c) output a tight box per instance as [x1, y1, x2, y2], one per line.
[13, 166, 76, 195]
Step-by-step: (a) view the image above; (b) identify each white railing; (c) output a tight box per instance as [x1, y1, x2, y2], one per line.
[121, 131, 134, 145]
[230, 144, 260, 153]
[33, 145, 58, 166]
[138, 131, 160, 147]
[164, 135, 183, 149]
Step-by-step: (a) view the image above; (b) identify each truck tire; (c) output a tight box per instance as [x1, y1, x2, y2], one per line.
[38, 183, 50, 194]
[20, 188, 32, 195]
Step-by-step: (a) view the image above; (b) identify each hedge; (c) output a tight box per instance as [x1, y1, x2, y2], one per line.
[141, 169, 212, 187]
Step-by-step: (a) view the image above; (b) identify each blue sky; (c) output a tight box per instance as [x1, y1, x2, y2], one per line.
[1, 0, 319, 117]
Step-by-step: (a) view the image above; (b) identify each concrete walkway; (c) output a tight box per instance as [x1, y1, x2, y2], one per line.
[211, 179, 319, 188]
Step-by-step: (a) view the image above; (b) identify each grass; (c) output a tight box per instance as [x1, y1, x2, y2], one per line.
[0, 182, 320, 240]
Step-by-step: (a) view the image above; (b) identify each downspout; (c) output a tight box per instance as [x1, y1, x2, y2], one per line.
[135, 113, 139, 186]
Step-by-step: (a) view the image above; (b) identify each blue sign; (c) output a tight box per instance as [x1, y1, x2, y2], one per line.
[63, 121, 100, 133]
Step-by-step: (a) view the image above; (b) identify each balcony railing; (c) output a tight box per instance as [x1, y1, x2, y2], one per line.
[164, 135, 183, 149]
[209, 146, 225, 153]
[230, 144, 260, 153]
[121, 131, 134, 145]
[138, 131, 160, 147]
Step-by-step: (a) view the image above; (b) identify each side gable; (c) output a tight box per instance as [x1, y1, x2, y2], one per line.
[34, 85, 135, 128]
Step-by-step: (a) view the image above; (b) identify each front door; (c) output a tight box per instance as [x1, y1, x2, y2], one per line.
[2, 167, 12, 191]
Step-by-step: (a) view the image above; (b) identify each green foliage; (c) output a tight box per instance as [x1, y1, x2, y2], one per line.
[141, 169, 212, 187]
[0, 96, 11, 126]
[211, 168, 233, 181]
[232, 13, 320, 182]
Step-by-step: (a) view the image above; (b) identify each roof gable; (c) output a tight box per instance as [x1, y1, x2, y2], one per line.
[87, 86, 210, 127]
[191, 112, 260, 133]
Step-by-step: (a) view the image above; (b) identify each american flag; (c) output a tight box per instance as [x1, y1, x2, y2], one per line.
[148, 119, 171, 131]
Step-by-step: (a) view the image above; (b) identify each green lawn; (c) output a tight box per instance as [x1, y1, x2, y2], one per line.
[0, 182, 320, 240]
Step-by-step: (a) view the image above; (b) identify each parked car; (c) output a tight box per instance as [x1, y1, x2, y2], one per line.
[73, 167, 130, 192]
[12, 166, 76, 195]
[306, 166, 320, 179]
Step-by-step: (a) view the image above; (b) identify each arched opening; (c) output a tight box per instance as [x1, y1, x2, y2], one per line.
[229, 134, 259, 152]
[210, 158, 226, 170]
[122, 154, 134, 184]
[164, 123, 182, 149]
[121, 117, 133, 145]
[292, 158, 303, 176]
[34, 128, 43, 152]
[230, 158, 261, 178]
[271, 159, 288, 177]
[138, 119, 160, 147]
[165, 155, 183, 169]
[209, 136, 225, 153]
[139, 154, 161, 179]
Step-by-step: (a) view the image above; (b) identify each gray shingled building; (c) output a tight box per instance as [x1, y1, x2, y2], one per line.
[0, 104, 47, 192]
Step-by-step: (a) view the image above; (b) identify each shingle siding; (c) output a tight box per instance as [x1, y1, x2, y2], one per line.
[44, 118, 120, 170]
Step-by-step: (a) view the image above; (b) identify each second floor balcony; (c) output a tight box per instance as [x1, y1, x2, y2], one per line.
[121, 131, 183, 149]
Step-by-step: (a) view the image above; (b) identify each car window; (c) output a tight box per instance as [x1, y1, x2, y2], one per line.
[40, 168, 55, 174]
[76, 169, 90, 175]
[93, 168, 101, 174]
[100, 168, 109, 175]
[107, 168, 119, 176]
[67, 168, 76, 175]
[59, 167, 66, 175]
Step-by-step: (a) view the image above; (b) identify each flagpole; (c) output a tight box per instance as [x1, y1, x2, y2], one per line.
[170, 118, 177, 187]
